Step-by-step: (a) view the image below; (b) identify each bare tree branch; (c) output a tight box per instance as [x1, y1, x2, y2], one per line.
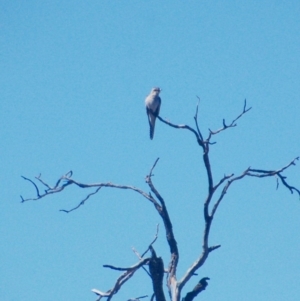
[131, 225, 161, 280]
[21, 161, 179, 299]
[92, 250, 152, 300]
[21, 172, 160, 211]
[210, 169, 250, 218]
[21, 98, 299, 301]
[141, 224, 160, 258]
[157, 115, 203, 146]
[92, 266, 138, 301]
[207, 99, 251, 139]
[21, 171, 73, 202]
[194, 97, 204, 141]
[177, 122, 297, 296]
[157, 99, 251, 149]
[145, 160, 179, 296]
[211, 156, 299, 218]
[179, 156, 299, 294]
[247, 157, 300, 195]
[149, 246, 166, 301]
[60, 186, 102, 213]
[20, 176, 41, 200]
[127, 295, 148, 301]
[103, 257, 150, 272]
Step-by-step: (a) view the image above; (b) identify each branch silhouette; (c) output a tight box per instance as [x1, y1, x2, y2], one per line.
[21, 98, 299, 301]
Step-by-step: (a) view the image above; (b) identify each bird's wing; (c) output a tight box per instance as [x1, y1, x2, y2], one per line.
[146, 107, 153, 126]
[153, 96, 161, 116]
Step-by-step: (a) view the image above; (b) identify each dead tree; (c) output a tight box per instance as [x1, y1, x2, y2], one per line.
[21, 99, 299, 301]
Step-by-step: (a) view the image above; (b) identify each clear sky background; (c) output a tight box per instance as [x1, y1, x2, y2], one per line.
[1, 1, 300, 301]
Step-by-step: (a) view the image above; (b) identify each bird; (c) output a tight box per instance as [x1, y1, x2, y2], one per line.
[145, 87, 161, 140]
[192, 277, 210, 293]
[183, 277, 210, 301]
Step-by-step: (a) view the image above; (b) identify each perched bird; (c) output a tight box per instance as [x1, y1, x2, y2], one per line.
[192, 277, 210, 293]
[145, 87, 162, 140]
[183, 277, 210, 301]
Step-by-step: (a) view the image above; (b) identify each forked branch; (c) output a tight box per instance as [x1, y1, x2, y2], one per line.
[21, 172, 159, 211]
[21, 159, 179, 301]
[92, 258, 151, 301]
[21, 98, 299, 301]
[207, 99, 251, 140]
[145, 159, 179, 296]
[157, 98, 252, 148]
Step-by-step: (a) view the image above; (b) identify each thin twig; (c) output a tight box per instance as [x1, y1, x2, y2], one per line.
[141, 224, 160, 258]
[157, 116, 203, 146]
[127, 295, 148, 301]
[148, 158, 160, 178]
[103, 258, 150, 272]
[207, 99, 251, 139]
[60, 187, 102, 213]
[21, 176, 41, 200]
[194, 96, 203, 141]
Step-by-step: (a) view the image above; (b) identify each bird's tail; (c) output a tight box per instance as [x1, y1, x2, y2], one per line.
[150, 126, 154, 140]
[149, 116, 156, 140]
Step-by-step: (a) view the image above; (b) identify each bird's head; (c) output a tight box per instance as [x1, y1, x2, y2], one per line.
[151, 87, 162, 95]
[199, 277, 210, 286]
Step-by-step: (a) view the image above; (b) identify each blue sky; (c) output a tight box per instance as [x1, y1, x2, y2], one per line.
[1, 1, 300, 300]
